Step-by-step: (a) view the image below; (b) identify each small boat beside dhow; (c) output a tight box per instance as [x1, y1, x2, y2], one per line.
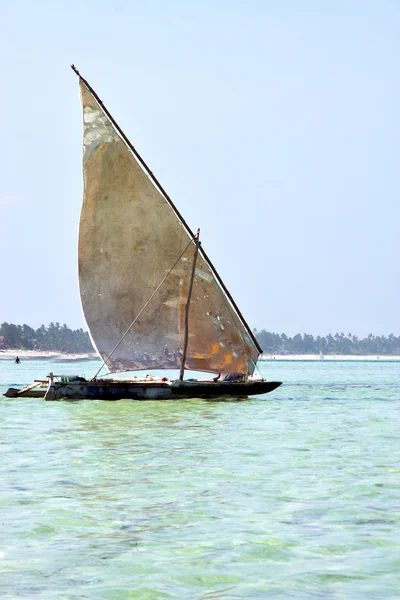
[4, 66, 282, 401]
[4, 381, 47, 398]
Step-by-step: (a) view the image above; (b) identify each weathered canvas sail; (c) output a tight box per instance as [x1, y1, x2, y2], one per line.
[78, 79, 260, 375]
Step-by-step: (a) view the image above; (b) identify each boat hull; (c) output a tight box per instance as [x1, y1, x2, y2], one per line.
[4, 387, 46, 399]
[5, 380, 282, 400]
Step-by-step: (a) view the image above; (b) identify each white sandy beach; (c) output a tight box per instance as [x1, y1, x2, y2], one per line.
[260, 354, 400, 362]
[0, 350, 98, 361]
[0, 349, 399, 362]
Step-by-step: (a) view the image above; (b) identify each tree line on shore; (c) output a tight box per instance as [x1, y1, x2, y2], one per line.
[0, 322, 93, 353]
[254, 329, 400, 355]
[1, 322, 399, 355]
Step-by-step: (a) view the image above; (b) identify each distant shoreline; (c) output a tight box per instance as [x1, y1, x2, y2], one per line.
[260, 354, 400, 362]
[0, 350, 98, 361]
[0, 349, 399, 363]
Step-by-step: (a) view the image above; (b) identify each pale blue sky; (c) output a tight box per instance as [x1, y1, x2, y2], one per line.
[1, 0, 399, 336]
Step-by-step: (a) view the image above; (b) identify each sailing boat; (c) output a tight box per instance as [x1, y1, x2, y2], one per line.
[5, 67, 281, 401]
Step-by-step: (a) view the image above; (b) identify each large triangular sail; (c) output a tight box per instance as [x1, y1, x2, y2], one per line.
[76, 70, 261, 375]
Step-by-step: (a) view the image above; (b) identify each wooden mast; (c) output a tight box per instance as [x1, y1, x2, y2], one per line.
[179, 229, 200, 381]
[71, 65, 262, 354]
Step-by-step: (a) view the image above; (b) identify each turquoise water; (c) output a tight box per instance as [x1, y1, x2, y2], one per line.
[1, 359, 399, 599]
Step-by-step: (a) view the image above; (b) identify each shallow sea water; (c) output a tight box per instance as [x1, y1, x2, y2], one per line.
[1, 359, 399, 599]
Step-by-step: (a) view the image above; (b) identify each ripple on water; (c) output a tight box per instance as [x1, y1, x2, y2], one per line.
[1, 359, 400, 598]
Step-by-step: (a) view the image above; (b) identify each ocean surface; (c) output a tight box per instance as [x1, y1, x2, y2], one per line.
[1, 359, 399, 599]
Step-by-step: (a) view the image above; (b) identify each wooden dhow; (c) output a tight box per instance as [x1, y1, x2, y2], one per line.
[5, 67, 281, 401]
